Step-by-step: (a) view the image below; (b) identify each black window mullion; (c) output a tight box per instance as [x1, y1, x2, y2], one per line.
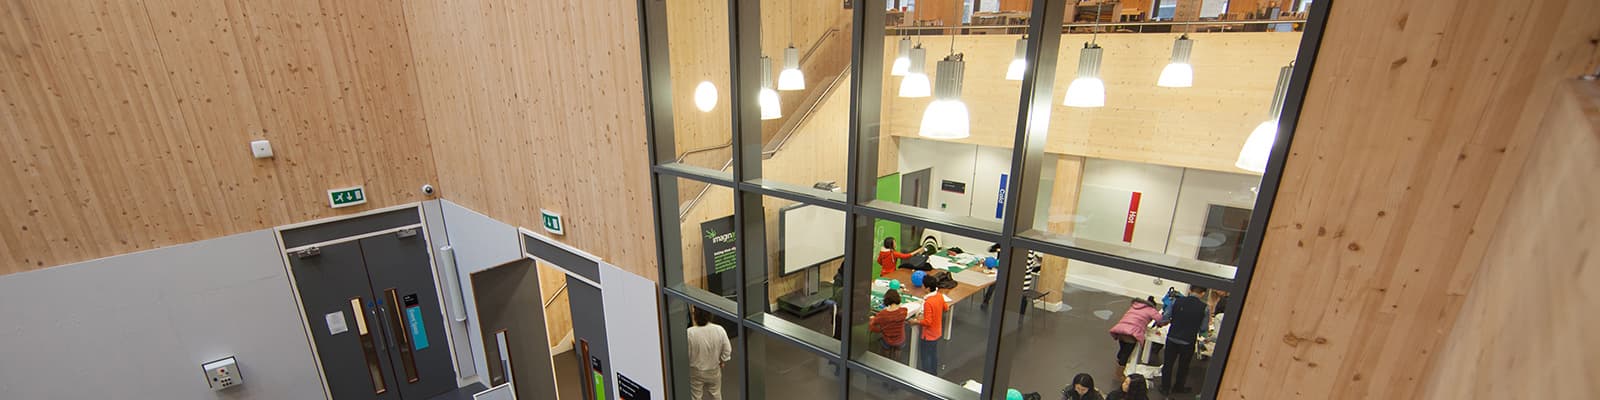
[840, 2, 887, 397]
[981, 1, 1070, 398]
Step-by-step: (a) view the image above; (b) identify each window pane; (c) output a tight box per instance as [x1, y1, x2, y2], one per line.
[863, 2, 1025, 234]
[847, 368, 945, 400]
[663, 0, 734, 173]
[746, 193, 843, 352]
[666, 294, 744, 400]
[996, 252, 1231, 398]
[754, 0, 854, 199]
[848, 218, 995, 393]
[1028, 25, 1306, 278]
[671, 177, 739, 313]
[753, 332, 840, 399]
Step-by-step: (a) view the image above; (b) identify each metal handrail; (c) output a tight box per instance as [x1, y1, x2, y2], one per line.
[762, 67, 850, 159]
[542, 282, 568, 308]
[669, 28, 842, 165]
[886, 19, 1309, 33]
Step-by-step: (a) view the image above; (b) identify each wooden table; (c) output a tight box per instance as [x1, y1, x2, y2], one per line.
[881, 267, 996, 304]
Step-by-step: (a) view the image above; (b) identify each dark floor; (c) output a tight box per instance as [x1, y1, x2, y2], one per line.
[427, 382, 488, 400]
[778, 284, 1211, 399]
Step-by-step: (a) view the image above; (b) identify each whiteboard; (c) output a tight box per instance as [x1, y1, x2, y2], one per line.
[779, 204, 847, 276]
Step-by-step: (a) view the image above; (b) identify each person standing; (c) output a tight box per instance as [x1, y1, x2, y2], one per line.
[1156, 286, 1209, 395]
[910, 275, 948, 375]
[878, 237, 923, 277]
[869, 289, 910, 360]
[1107, 297, 1162, 384]
[687, 307, 731, 400]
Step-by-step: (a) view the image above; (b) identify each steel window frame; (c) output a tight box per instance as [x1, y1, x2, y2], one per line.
[633, 0, 1338, 398]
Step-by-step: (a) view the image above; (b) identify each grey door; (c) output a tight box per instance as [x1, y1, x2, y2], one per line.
[288, 230, 454, 400]
[901, 168, 932, 243]
[567, 277, 610, 400]
[290, 241, 403, 400]
[359, 232, 457, 399]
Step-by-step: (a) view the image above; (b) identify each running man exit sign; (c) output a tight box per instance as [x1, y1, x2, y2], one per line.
[327, 186, 367, 208]
[541, 209, 565, 236]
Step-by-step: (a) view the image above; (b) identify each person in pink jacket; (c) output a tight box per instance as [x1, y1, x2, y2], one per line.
[1108, 297, 1162, 385]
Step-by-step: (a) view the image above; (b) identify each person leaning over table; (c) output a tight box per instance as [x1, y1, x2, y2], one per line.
[868, 289, 909, 359]
[878, 236, 924, 276]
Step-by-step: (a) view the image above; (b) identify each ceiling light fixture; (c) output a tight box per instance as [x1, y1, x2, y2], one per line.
[760, 56, 782, 120]
[891, 37, 912, 76]
[778, 2, 804, 91]
[693, 81, 717, 112]
[1157, 35, 1194, 88]
[898, 45, 931, 98]
[920, 54, 969, 139]
[1062, 43, 1105, 108]
[1005, 36, 1027, 81]
[1236, 63, 1294, 173]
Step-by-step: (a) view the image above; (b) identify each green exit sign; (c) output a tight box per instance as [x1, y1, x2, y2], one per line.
[541, 209, 565, 236]
[328, 186, 367, 208]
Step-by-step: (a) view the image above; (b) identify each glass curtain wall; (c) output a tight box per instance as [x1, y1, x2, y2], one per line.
[640, 0, 1331, 399]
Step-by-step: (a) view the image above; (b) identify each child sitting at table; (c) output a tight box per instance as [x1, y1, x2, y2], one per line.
[878, 237, 924, 276]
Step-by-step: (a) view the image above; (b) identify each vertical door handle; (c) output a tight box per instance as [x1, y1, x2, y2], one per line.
[385, 289, 421, 383]
[350, 297, 388, 394]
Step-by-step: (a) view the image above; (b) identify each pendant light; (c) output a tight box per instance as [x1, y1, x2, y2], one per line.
[1062, 42, 1105, 108]
[1235, 63, 1294, 173]
[1157, 35, 1194, 88]
[778, 45, 805, 90]
[920, 36, 969, 139]
[760, 56, 782, 120]
[920, 53, 969, 139]
[898, 45, 931, 98]
[1005, 36, 1027, 81]
[777, 2, 805, 91]
[891, 37, 912, 76]
[693, 81, 718, 112]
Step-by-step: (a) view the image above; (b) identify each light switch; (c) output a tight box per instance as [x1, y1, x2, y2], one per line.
[250, 140, 274, 159]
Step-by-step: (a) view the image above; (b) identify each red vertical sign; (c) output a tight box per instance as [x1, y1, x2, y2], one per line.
[1123, 192, 1142, 243]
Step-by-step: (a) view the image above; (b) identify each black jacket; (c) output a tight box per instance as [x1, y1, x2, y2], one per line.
[1062, 389, 1104, 400]
[1105, 390, 1147, 400]
[1165, 295, 1209, 345]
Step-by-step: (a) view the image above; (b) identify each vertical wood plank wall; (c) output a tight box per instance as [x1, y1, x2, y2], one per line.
[1220, 0, 1600, 398]
[1420, 80, 1600, 400]
[0, 0, 439, 275]
[401, 0, 655, 279]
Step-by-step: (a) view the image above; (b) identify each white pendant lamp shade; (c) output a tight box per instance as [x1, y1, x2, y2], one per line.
[891, 37, 912, 76]
[778, 45, 805, 91]
[1157, 35, 1195, 88]
[1235, 119, 1276, 172]
[1236, 64, 1295, 173]
[760, 56, 782, 120]
[693, 81, 718, 112]
[919, 55, 970, 139]
[1063, 44, 1105, 108]
[760, 88, 782, 120]
[898, 46, 931, 98]
[1005, 37, 1027, 81]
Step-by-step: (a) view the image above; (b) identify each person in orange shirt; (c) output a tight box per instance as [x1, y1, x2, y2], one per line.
[877, 237, 923, 276]
[910, 274, 948, 375]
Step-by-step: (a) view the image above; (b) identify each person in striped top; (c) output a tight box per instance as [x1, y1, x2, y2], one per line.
[980, 244, 1042, 311]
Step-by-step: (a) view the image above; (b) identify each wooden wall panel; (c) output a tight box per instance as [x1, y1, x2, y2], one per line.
[1420, 80, 1599, 400]
[881, 32, 1303, 174]
[402, 0, 655, 279]
[0, 0, 438, 275]
[1220, 0, 1600, 398]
